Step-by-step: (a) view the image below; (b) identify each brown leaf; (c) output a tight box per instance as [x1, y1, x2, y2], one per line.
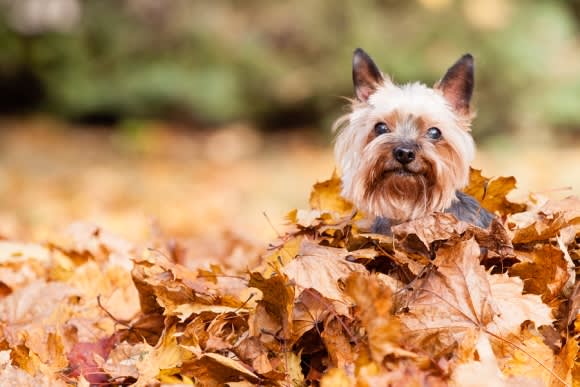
[248, 271, 294, 341]
[399, 238, 552, 356]
[393, 212, 470, 248]
[283, 240, 366, 316]
[321, 317, 356, 370]
[344, 272, 414, 363]
[292, 288, 333, 340]
[182, 353, 260, 387]
[233, 336, 273, 376]
[509, 196, 580, 244]
[393, 213, 515, 261]
[509, 244, 572, 302]
[464, 169, 526, 216]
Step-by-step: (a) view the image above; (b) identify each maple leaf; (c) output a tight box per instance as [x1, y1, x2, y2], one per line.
[452, 333, 546, 387]
[131, 250, 246, 320]
[320, 367, 353, 387]
[464, 169, 526, 216]
[392, 213, 470, 249]
[0, 281, 76, 374]
[344, 272, 415, 363]
[248, 271, 294, 343]
[67, 336, 117, 384]
[292, 288, 333, 341]
[309, 172, 354, 215]
[133, 325, 190, 386]
[0, 241, 51, 291]
[398, 238, 552, 358]
[509, 244, 572, 302]
[181, 353, 261, 386]
[393, 213, 515, 262]
[509, 196, 580, 244]
[283, 240, 366, 316]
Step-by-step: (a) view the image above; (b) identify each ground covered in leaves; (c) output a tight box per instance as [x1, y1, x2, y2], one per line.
[1, 161, 580, 386]
[1, 123, 580, 386]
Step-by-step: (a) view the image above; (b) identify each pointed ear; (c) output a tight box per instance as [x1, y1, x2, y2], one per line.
[352, 48, 384, 102]
[435, 54, 474, 115]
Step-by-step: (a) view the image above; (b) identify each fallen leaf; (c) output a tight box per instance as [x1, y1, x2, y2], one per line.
[509, 244, 572, 302]
[320, 367, 353, 387]
[309, 172, 353, 215]
[181, 353, 260, 386]
[283, 240, 366, 315]
[464, 169, 526, 216]
[398, 238, 552, 357]
[248, 271, 294, 341]
[509, 197, 580, 244]
[344, 272, 415, 362]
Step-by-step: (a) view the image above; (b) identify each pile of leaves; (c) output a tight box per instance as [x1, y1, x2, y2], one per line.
[1, 169, 580, 386]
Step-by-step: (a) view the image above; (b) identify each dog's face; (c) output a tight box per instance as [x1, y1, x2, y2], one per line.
[334, 49, 476, 222]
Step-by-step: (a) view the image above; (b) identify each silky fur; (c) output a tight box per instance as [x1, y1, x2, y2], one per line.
[334, 79, 476, 222]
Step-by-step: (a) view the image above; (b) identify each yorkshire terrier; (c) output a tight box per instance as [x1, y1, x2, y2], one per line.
[334, 48, 494, 234]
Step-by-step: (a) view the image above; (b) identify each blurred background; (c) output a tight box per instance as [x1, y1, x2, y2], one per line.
[0, 0, 579, 244]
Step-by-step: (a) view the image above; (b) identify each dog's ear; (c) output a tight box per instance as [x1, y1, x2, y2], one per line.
[435, 54, 474, 115]
[353, 48, 384, 102]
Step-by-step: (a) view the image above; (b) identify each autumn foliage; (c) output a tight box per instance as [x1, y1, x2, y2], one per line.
[1, 169, 580, 386]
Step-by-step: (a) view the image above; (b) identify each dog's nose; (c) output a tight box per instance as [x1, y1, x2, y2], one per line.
[393, 147, 415, 164]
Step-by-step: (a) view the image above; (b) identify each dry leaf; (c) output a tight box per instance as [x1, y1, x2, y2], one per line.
[309, 172, 354, 215]
[399, 238, 552, 356]
[182, 353, 260, 386]
[0, 165, 578, 386]
[509, 244, 572, 302]
[283, 240, 366, 315]
[509, 197, 580, 244]
[248, 271, 294, 341]
[344, 272, 415, 362]
[464, 169, 526, 216]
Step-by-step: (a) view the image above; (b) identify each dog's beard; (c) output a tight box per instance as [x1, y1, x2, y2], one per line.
[346, 147, 464, 222]
[360, 160, 435, 221]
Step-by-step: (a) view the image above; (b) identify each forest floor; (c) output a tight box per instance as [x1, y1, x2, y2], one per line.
[1, 119, 580, 385]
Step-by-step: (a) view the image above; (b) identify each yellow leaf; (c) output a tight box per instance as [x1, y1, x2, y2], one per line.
[309, 172, 353, 215]
[464, 168, 526, 216]
[321, 367, 353, 387]
[135, 325, 187, 386]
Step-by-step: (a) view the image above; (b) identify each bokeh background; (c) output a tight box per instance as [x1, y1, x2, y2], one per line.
[0, 0, 579, 244]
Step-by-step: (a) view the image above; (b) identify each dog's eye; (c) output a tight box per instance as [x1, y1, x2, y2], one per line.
[374, 122, 390, 135]
[426, 127, 442, 140]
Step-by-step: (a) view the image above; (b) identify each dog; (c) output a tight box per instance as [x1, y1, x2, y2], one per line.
[334, 48, 494, 234]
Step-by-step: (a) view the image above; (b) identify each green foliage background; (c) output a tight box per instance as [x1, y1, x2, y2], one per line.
[1, 0, 580, 142]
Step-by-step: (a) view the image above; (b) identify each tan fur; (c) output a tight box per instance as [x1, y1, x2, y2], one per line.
[334, 80, 476, 222]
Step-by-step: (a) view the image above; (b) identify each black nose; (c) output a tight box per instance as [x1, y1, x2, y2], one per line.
[393, 146, 415, 164]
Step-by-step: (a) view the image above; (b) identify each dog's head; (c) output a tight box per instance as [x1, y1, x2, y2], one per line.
[334, 49, 476, 221]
